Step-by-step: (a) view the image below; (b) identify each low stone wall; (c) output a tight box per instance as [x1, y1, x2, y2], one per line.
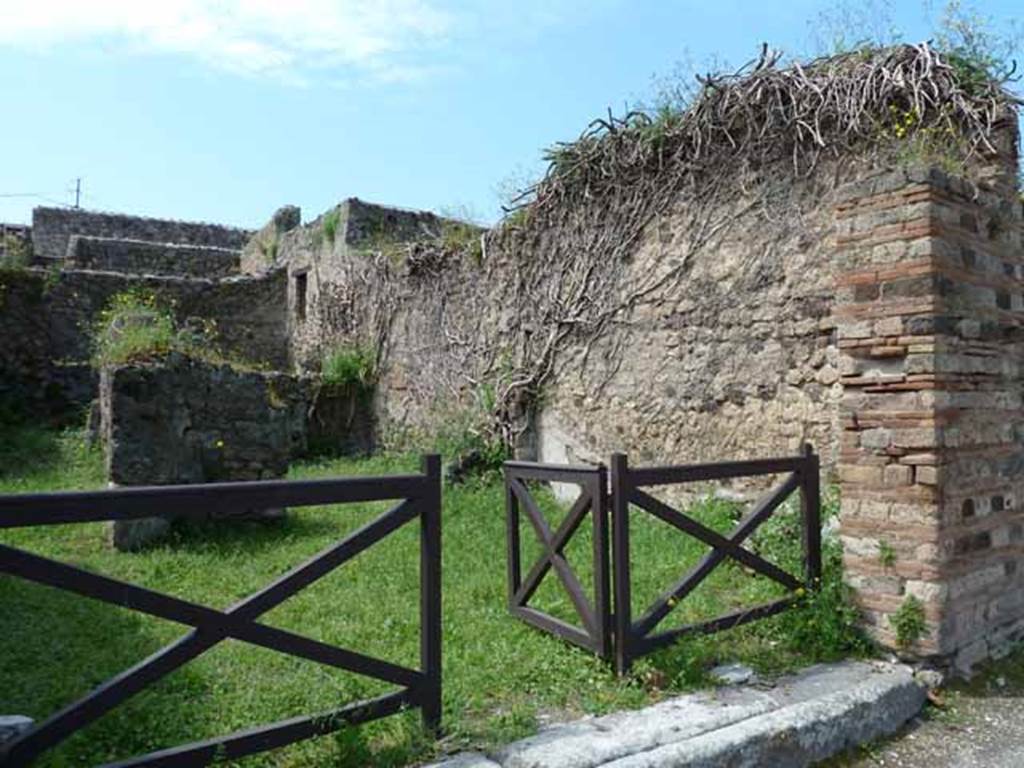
[32, 207, 251, 264]
[307, 386, 376, 455]
[100, 356, 309, 549]
[0, 269, 56, 418]
[68, 236, 240, 277]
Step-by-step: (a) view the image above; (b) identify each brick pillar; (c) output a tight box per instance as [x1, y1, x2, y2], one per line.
[835, 165, 1024, 672]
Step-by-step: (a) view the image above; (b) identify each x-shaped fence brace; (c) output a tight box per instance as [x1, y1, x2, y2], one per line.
[504, 449, 821, 674]
[505, 462, 611, 659]
[613, 449, 820, 673]
[0, 458, 441, 768]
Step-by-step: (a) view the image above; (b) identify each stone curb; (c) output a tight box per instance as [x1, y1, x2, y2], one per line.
[423, 661, 925, 768]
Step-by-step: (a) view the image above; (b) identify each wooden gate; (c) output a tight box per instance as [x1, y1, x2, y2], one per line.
[504, 461, 612, 659]
[504, 446, 821, 674]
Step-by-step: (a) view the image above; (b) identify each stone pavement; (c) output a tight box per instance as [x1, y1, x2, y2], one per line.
[426, 661, 926, 768]
[828, 655, 1024, 768]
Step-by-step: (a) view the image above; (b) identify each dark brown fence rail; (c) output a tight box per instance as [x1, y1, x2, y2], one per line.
[504, 446, 821, 674]
[0, 456, 442, 768]
[505, 461, 611, 659]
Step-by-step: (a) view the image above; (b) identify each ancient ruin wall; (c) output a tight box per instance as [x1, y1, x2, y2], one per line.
[100, 357, 308, 549]
[0, 267, 290, 417]
[302, 167, 856, 466]
[101, 357, 306, 486]
[46, 269, 289, 369]
[32, 207, 251, 264]
[835, 166, 1024, 668]
[531, 178, 846, 470]
[68, 236, 241, 277]
[256, 198, 470, 375]
[0, 270, 67, 416]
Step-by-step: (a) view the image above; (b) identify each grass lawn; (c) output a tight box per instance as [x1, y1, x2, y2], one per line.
[0, 425, 869, 767]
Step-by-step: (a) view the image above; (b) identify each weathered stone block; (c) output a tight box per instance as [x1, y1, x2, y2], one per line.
[883, 464, 913, 486]
[860, 428, 892, 450]
[914, 465, 938, 485]
[100, 356, 309, 550]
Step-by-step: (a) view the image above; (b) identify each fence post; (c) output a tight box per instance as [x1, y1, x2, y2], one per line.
[610, 453, 632, 676]
[420, 454, 443, 735]
[505, 465, 521, 611]
[591, 464, 613, 661]
[801, 443, 822, 588]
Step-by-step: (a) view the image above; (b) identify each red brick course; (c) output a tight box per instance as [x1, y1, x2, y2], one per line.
[836, 164, 1024, 672]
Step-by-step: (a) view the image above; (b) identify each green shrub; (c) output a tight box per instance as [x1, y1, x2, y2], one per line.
[92, 291, 178, 367]
[431, 383, 508, 475]
[0, 235, 31, 270]
[757, 489, 873, 661]
[892, 595, 927, 649]
[321, 343, 376, 392]
[257, 236, 279, 263]
[322, 208, 341, 245]
[878, 539, 896, 567]
[92, 291, 251, 370]
[441, 220, 483, 262]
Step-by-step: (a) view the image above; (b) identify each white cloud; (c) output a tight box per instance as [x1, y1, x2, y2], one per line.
[0, 0, 455, 82]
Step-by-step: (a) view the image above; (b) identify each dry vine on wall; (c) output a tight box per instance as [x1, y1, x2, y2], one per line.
[335, 44, 1019, 454]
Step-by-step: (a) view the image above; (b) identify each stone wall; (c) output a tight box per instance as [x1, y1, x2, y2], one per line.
[240, 205, 301, 274]
[100, 356, 308, 549]
[258, 149, 1024, 673]
[278, 173, 851, 467]
[532, 184, 844, 473]
[250, 198, 464, 373]
[0, 269, 67, 419]
[32, 207, 251, 264]
[0, 266, 289, 419]
[834, 166, 1024, 670]
[46, 269, 289, 372]
[68, 236, 241, 277]
[0, 223, 30, 263]
[101, 356, 308, 484]
[307, 386, 376, 455]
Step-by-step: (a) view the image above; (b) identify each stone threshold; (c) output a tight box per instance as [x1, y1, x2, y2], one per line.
[424, 661, 926, 768]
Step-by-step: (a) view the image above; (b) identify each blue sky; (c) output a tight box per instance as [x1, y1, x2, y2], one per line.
[0, 1, 1019, 228]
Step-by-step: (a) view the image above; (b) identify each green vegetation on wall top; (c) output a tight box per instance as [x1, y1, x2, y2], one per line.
[321, 342, 376, 392]
[91, 290, 258, 371]
[322, 208, 342, 246]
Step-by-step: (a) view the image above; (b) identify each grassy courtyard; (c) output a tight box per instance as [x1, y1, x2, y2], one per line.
[0, 425, 869, 767]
